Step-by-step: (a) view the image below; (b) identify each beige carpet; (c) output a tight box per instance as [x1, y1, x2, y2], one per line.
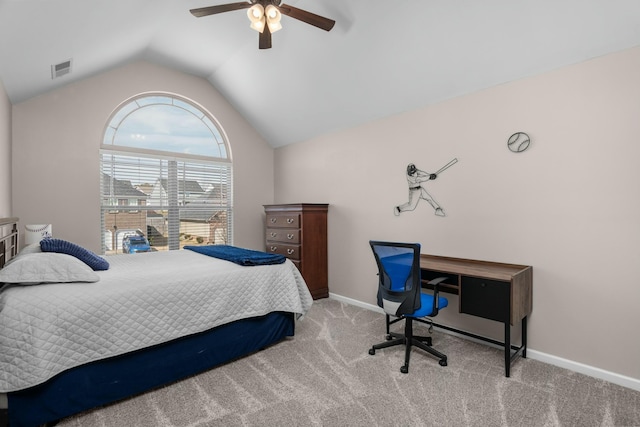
[58, 298, 640, 427]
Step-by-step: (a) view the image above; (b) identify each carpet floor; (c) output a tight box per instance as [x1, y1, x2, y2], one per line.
[57, 298, 640, 427]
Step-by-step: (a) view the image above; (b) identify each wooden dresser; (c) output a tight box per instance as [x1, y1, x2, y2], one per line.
[263, 203, 328, 299]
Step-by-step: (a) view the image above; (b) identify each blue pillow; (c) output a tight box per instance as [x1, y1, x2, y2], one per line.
[40, 238, 109, 271]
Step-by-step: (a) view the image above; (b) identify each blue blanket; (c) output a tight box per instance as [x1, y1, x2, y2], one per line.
[184, 245, 286, 266]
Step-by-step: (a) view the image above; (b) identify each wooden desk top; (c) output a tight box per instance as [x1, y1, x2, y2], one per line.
[420, 254, 531, 282]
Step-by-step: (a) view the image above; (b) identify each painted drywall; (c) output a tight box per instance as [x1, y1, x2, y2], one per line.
[12, 61, 274, 252]
[274, 46, 640, 381]
[0, 79, 10, 218]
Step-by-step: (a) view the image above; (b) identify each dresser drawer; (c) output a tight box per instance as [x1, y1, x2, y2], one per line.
[266, 243, 300, 260]
[266, 228, 300, 244]
[460, 276, 510, 322]
[266, 214, 300, 229]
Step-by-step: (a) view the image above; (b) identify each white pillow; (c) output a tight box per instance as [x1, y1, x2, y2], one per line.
[4, 243, 42, 267]
[19, 243, 43, 256]
[0, 252, 99, 285]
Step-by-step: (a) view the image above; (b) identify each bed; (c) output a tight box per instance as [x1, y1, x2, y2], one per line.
[0, 218, 313, 427]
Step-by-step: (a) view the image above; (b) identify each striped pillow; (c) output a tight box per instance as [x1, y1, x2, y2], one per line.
[40, 238, 109, 271]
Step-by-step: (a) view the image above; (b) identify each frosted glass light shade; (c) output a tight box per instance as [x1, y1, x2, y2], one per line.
[265, 5, 282, 33]
[247, 4, 266, 33]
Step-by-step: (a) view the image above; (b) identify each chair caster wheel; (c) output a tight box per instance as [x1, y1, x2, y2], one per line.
[400, 365, 408, 374]
[439, 359, 448, 367]
[369, 348, 375, 355]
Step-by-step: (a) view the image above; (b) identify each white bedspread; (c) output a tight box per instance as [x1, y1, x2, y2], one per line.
[0, 250, 313, 392]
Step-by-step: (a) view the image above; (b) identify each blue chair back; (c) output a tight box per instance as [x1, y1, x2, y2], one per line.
[370, 241, 422, 316]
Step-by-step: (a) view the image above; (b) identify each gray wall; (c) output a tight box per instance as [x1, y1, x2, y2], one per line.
[0, 79, 10, 218]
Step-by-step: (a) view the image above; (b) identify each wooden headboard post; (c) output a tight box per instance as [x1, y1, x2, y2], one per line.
[0, 217, 19, 269]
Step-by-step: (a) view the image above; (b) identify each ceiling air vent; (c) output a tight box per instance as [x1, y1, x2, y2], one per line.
[51, 59, 72, 79]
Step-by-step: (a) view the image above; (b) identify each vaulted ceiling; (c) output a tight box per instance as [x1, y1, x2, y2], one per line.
[1, 0, 640, 147]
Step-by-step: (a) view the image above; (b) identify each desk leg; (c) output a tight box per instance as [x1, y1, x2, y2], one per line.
[504, 322, 511, 378]
[522, 316, 527, 358]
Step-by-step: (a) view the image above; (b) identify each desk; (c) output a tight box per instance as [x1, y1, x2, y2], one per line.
[420, 254, 533, 377]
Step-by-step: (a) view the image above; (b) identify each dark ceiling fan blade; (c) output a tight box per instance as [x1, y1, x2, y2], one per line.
[278, 4, 335, 31]
[190, 2, 251, 18]
[259, 25, 272, 49]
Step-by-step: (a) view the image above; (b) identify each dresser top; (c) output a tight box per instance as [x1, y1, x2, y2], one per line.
[264, 203, 329, 212]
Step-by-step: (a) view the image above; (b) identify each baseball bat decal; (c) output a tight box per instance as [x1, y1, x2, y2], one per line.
[435, 158, 458, 175]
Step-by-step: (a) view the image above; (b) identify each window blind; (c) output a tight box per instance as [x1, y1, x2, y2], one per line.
[100, 150, 233, 253]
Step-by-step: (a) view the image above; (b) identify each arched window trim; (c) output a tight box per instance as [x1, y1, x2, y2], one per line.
[102, 91, 232, 162]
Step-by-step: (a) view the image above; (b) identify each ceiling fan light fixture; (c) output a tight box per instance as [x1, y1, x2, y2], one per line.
[250, 18, 266, 32]
[191, 0, 335, 49]
[247, 4, 265, 32]
[265, 4, 282, 33]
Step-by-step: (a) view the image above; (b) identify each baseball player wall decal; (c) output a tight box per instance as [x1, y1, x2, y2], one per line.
[394, 158, 458, 217]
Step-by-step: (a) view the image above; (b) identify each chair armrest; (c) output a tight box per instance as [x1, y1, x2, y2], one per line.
[427, 276, 448, 316]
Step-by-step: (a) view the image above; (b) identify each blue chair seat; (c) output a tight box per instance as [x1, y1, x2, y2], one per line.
[408, 293, 449, 318]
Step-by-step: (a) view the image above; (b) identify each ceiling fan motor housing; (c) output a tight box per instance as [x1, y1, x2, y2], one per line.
[249, 0, 283, 6]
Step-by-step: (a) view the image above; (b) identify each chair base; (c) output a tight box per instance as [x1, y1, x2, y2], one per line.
[368, 318, 447, 373]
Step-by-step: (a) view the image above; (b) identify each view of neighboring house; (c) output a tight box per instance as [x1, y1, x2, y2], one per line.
[103, 175, 229, 252]
[135, 183, 154, 196]
[146, 178, 206, 206]
[180, 184, 229, 245]
[102, 173, 148, 251]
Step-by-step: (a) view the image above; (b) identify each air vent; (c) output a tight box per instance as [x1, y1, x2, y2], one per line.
[51, 59, 72, 79]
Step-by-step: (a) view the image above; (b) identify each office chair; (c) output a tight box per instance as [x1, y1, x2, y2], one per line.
[368, 240, 449, 373]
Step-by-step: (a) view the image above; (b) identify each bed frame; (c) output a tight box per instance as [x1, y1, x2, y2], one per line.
[0, 218, 296, 427]
[0, 218, 18, 271]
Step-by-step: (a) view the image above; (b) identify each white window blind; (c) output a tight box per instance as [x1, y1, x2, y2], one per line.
[100, 151, 233, 253]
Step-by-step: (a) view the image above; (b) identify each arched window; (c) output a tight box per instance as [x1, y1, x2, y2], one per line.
[100, 93, 233, 254]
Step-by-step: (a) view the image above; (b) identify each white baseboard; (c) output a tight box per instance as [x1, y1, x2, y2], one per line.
[328, 293, 640, 392]
[329, 292, 382, 313]
[525, 350, 640, 392]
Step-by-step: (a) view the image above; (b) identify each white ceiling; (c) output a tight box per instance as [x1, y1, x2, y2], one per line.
[1, 0, 640, 147]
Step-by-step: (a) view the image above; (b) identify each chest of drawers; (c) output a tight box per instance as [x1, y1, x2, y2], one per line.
[264, 204, 328, 299]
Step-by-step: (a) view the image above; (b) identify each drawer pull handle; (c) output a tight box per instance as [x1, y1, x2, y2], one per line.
[286, 218, 294, 224]
[270, 218, 277, 223]
[287, 249, 295, 255]
[287, 234, 294, 240]
[270, 246, 277, 251]
[270, 232, 277, 237]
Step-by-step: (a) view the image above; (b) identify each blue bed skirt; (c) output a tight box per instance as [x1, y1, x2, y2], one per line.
[7, 311, 295, 427]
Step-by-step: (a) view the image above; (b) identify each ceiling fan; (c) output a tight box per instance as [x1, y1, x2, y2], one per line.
[190, 0, 336, 49]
